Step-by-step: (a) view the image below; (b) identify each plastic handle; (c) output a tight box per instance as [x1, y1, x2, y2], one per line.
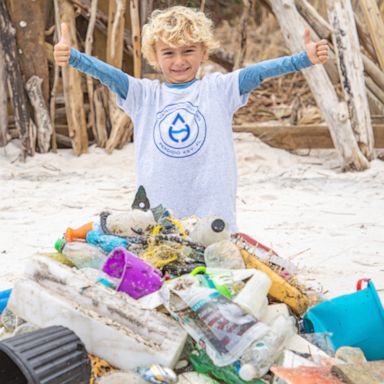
[356, 278, 371, 291]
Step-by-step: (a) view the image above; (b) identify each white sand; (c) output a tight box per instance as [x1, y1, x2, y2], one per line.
[1, 133, 383, 297]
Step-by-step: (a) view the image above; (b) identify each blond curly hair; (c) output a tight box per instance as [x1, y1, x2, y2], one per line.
[142, 6, 220, 68]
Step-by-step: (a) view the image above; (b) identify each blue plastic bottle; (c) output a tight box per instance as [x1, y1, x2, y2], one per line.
[86, 226, 128, 253]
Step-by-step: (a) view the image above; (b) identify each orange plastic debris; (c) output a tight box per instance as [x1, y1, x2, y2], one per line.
[65, 222, 94, 241]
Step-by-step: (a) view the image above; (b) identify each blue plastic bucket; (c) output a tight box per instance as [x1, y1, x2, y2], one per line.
[0, 289, 12, 314]
[303, 279, 384, 360]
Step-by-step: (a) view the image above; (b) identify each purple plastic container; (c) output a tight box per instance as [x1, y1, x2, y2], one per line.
[102, 247, 163, 299]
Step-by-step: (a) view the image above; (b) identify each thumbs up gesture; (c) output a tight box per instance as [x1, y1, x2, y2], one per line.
[54, 23, 71, 67]
[304, 28, 329, 64]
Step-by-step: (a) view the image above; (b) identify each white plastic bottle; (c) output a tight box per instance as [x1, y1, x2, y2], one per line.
[190, 216, 230, 247]
[238, 315, 296, 380]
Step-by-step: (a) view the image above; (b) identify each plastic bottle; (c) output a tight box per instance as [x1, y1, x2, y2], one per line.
[190, 216, 230, 247]
[55, 239, 107, 270]
[136, 364, 177, 384]
[65, 222, 94, 241]
[233, 270, 272, 319]
[189, 348, 264, 384]
[204, 240, 245, 269]
[238, 315, 296, 380]
[86, 228, 128, 253]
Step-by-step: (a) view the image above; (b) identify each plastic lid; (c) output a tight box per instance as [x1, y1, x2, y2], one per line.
[55, 238, 66, 252]
[239, 364, 258, 381]
[211, 218, 225, 233]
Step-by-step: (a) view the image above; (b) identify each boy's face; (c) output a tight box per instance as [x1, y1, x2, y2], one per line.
[155, 40, 208, 84]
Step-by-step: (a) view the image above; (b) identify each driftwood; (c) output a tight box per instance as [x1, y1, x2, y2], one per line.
[359, 0, 384, 70]
[130, 0, 141, 78]
[93, 85, 109, 147]
[210, 48, 235, 72]
[293, 0, 384, 111]
[267, 0, 369, 171]
[0, 44, 9, 147]
[68, 0, 133, 57]
[6, 0, 49, 105]
[58, 0, 88, 155]
[234, 0, 252, 70]
[233, 124, 384, 150]
[26, 76, 53, 153]
[107, 0, 126, 68]
[0, 1, 34, 159]
[85, 0, 98, 143]
[327, 0, 374, 161]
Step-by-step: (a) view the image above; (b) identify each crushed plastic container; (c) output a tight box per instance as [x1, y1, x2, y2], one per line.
[102, 247, 163, 299]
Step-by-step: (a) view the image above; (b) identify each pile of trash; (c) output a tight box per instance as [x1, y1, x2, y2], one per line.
[0, 186, 383, 384]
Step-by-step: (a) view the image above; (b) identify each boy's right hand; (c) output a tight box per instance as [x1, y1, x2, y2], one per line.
[54, 23, 71, 67]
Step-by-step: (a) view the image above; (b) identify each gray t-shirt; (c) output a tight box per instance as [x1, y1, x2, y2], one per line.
[117, 71, 249, 231]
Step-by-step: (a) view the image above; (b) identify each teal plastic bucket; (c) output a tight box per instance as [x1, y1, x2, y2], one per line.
[303, 279, 384, 360]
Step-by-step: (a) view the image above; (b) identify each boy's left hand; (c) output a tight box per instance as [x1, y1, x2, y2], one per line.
[304, 28, 329, 64]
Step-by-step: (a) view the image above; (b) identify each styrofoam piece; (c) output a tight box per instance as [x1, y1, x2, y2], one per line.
[276, 349, 318, 368]
[285, 334, 329, 358]
[8, 256, 187, 370]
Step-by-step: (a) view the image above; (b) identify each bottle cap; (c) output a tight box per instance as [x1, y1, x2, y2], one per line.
[239, 364, 258, 381]
[55, 238, 66, 252]
[211, 218, 225, 233]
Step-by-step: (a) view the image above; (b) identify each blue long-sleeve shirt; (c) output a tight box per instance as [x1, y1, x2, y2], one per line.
[69, 48, 312, 99]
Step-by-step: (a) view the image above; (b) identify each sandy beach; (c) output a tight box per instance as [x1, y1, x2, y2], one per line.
[1, 133, 383, 298]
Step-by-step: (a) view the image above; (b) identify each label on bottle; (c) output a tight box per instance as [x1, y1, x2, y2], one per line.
[161, 276, 270, 367]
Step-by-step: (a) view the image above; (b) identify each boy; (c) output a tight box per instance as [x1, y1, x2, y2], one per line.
[54, 6, 328, 231]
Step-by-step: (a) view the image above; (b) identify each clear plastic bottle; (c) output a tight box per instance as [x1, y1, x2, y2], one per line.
[238, 315, 296, 380]
[55, 239, 107, 270]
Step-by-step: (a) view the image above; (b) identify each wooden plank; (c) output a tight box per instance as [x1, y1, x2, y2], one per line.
[266, 0, 369, 171]
[327, 0, 375, 160]
[359, 0, 384, 70]
[233, 124, 384, 149]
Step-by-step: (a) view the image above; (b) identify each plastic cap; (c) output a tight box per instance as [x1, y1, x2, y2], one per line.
[211, 218, 225, 233]
[239, 364, 258, 381]
[55, 238, 66, 252]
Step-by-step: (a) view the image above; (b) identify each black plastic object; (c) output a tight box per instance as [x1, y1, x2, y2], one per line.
[211, 218, 225, 233]
[131, 185, 150, 211]
[0, 325, 91, 384]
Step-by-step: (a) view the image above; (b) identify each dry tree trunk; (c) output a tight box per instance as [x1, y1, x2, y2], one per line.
[0, 1, 35, 160]
[130, 0, 141, 78]
[6, 0, 50, 106]
[58, 0, 88, 155]
[26, 76, 53, 153]
[105, 0, 131, 153]
[268, 0, 369, 171]
[327, 0, 375, 161]
[293, 0, 384, 114]
[85, 0, 98, 144]
[234, 0, 252, 70]
[359, 0, 384, 70]
[0, 44, 9, 147]
[94, 86, 109, 148]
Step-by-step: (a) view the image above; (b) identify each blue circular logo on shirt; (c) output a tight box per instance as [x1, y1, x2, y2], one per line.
[153, 102, 206, 158]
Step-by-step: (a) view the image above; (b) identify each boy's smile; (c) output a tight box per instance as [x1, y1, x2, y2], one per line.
[155, 40, 208, 84]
